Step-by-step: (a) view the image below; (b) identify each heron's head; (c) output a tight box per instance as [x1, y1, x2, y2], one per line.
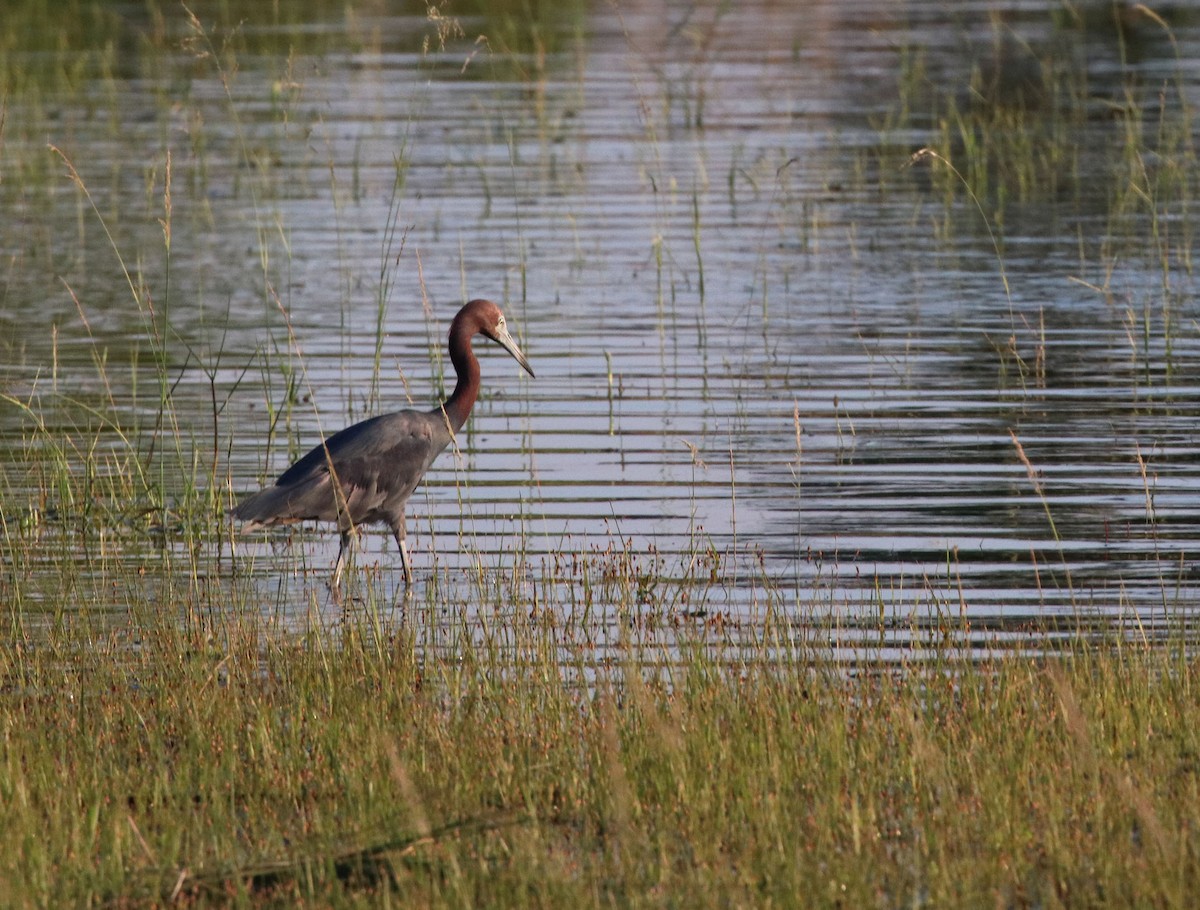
[469, 299, 535, 378]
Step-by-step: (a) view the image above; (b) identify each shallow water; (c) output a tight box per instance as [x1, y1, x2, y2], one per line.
[3, 0, 1200, 655]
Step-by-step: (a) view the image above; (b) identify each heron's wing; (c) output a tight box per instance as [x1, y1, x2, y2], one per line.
[234, 410, 451, 526]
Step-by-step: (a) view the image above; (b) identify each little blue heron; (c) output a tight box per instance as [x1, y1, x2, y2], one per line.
[233, 298, 534, 588]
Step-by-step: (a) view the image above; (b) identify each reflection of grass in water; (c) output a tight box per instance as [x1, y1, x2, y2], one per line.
[887, 5, 1196, 252]
[0, 0, 556, 612]
[0, 7, 327, 606]
[451, 0, 589, 68]
[878, 5, 1198, 395]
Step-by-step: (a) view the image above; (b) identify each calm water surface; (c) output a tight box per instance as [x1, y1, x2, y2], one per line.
[3, 0, 1200, 656]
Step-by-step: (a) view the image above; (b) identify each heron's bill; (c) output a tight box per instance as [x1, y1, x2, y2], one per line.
[494, 328, 535, 378]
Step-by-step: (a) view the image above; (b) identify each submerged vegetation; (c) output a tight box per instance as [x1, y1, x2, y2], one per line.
[2, 0, 1200, 905]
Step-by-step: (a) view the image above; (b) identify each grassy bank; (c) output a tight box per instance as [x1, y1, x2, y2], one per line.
[0, 608, 1197, 907]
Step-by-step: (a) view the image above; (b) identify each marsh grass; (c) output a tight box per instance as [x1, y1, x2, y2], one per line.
[1, 602, 1200, 907]
[6, 2, 1200, 905]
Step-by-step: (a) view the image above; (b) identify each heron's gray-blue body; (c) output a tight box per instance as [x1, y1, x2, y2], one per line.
[234, 409, 452, 535]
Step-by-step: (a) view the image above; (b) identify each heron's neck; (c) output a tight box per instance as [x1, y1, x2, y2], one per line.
[442, 334, 479, 433]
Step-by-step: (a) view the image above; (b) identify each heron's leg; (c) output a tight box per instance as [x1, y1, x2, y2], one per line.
[391, 520, 413, 587]
[332, 528, 357, 589]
